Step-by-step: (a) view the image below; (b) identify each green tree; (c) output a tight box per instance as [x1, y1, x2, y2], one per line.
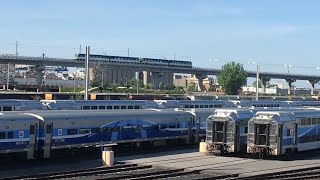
[217, 62, 247, 95]
[187, 82, 197, 92]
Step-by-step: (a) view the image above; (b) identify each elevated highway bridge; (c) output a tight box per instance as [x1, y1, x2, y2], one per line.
[1, 54, 319, 94]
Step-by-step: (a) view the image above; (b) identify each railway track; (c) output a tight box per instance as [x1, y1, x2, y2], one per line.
[235, 165, 320, 180]
[0, 163, 239, 180]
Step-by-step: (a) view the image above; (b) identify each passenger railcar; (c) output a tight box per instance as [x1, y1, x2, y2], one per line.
[74, 53, 192, 68]
[0, 113, 42, 159]
[0, 99, 46, 111]
[247, 110, 320, 158]
[232, 100, 291, 108]
[155, 100, 235, 109]
[0, 109, 198, 159]
[41, 100, 159, 110]
[206, 109, 255, 154]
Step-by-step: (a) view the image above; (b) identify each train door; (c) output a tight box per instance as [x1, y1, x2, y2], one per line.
[27, 124, 37, 159]
[214, 121, 226, 143]
[234, 123, 240, 152]
[195, 117, 200, 143]
[255, 124, 270, 146]
[278, 125, 283, 155]
[293, 123, 298, 145]
[43, 123, 53, 158]
[187, 118, 192, 144]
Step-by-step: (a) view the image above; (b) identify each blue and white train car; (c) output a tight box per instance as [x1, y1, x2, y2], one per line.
[41, 100, 160, 110]
[232, 100, 291, 108]
[247, 110, 320, 157]
[0, 99, 46, 111]
[206, 109, 255, 154]
[155, 100, 235, 109]
[27, 109, 194, 159]
[0, 113, 42, 159]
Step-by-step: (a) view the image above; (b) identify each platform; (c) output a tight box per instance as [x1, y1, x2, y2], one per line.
[118, 149, 320, 177]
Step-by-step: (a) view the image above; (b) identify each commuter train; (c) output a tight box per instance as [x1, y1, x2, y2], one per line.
[206, 109, 255, 155]
[0, 108, 214, 159]
[74, 53, 192, 68]
[205, 107, 309, 155]
[155, 100, 235, 109]
[40, 100, 160, 110]
[0, 99, 47, 111]
[247, 110, 320, 158]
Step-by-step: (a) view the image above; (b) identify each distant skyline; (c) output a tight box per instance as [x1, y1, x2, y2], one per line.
[1, 0, 320, 88]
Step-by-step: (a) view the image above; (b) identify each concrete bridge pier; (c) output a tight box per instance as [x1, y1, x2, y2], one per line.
[143, 71, 148, 87]
[308, 80, 319, 95]
[260, 77, 270, 94]
[150, 72, 163, 90]
[195, 74, 207, 92]
[35, 65, 45, 92]
[285, 79, 296, 95]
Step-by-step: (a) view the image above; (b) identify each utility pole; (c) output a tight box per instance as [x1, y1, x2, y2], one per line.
[255, 64, 260, 101]
[15, 41, 18, 58]
[6, 63, 10, 90]
[127, 48, 130, 57]
[84, 46, 90, 100]
[80, 45, 82, 53]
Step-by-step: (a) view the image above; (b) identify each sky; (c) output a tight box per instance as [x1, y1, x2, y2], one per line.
[1, 0, 320, 87]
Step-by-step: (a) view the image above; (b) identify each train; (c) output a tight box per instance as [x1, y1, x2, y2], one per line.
[205, 107, 312, 155]
[74, 53, 193, 68]
[0, 108, 214, 159]
[247, 110, 320, 158]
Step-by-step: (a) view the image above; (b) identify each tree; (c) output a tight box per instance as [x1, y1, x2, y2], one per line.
[217, 62, 247, 95]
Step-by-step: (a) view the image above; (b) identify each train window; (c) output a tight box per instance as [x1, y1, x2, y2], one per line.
[134, 105, 140, 109]
[83, 106, 90, 110]
[106, 106, 112, 109]
[205, 105, 209, 108]
[67, 129, 78, 135]
[128, 106, 134, 109]
[286, 129, 290, 136]
[169, 123, 176, 128]
[46, 125, 52, 134]
[185, 105, 190, 108]
[102, 127, 112, 133]
[318, 118, 320, 124]
[7, 132, 13, 139]
[99, 106, 105, 110]
[0, 132, 5, 139]
[209, 105, 214, 108]
[79, 128, 90, 134]
[312, 118, 317, 125]
[91, 128, 101, 133]
[195, 105, 199, 108]
[200, 105, 204, 108]
[3, 106, 12, 111]
[307, 118, 312, 125]
[30, 125, 36, 134]
[190, 105, 194, 108]
[91, 106, 98, 110]
[300, 118, 307, 125]
[121, 106, 126, 109]
[114, 106, 120, 109]
[160, 124, 168, 129]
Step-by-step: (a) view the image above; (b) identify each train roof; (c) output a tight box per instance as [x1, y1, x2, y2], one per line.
[13, 109, 191, 119]
[253, 109, 320, 123]
[0, 112, 40, 121]
[0, 99, 45, 109]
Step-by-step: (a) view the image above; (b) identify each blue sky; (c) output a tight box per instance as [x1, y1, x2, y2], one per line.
[1, 1, 320, 87]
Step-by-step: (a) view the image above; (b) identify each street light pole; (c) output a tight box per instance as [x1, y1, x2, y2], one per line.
[255, 64, 260, 101]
